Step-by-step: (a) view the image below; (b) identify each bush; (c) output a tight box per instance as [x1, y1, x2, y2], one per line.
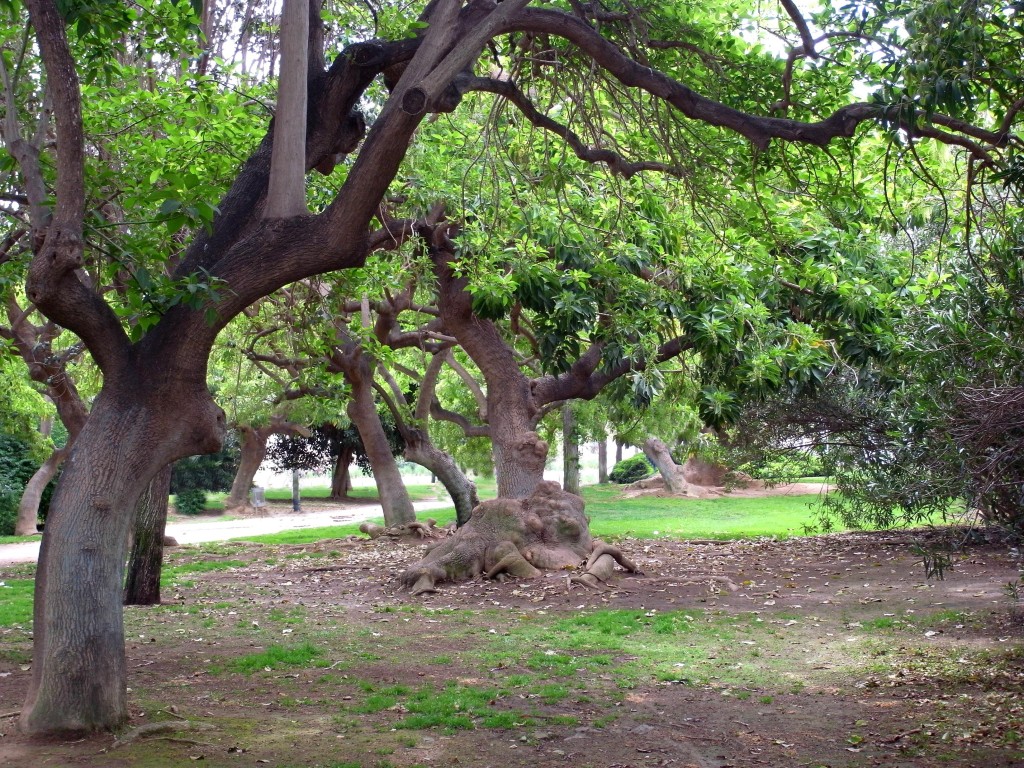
[609, 455, 655, 484]
[0, 434, 40, 536]
[170, 434, 240, 495]
[174, 488, 208, 516]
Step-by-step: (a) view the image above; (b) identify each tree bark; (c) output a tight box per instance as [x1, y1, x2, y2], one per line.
[597, 435, 608, 484]
[14, 446, 67, 536]
[615, 438, 623, 465]
[20, 375, 225, 735]
[641, 437, 693, 495]
[345, 357, 415, 526]
[329, 446, 353, 498]
[264, 0, 309, 218]
[562, 404, 580, 495]
[123, 464, 173, 606]
[404, 428, 478, 526]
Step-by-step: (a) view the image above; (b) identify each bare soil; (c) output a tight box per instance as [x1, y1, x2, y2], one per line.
[1, 518, 1022, 768]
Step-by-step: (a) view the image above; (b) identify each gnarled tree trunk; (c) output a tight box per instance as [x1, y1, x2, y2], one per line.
[225, 418, 310, 509]
[401, 481, 592, 594]
[641, 437, 694, 495]
[123, 463, 173, 606]
[20, 374, 224, 734]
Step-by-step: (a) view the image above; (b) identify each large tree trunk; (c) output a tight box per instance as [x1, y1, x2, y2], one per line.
[641, 437, 694, 495]
[14, 445, 68, 535]
[20, 376, 224, 735]
[345, 359, 415, 527]
[123, 463, 173, 606]
[404, 428, 478, 526]
[329, 446, 353, 498]
[433, 250, 547, 499]
[562, 404, 580, 495]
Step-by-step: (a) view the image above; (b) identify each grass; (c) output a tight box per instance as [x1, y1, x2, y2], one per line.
[0, 578, 34, 626]
[581, 483, 825, 540]
[225, 641, 325, 673]
[235, 482, 826, 546]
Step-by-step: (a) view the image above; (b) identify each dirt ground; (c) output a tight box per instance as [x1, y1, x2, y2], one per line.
[1, 519, 1023, 768]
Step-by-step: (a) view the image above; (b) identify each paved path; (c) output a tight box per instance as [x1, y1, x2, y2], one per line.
[0, 500, 452, 566]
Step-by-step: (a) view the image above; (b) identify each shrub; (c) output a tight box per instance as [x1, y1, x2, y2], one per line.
[174, 488, 208, 516]
[609, 455, 654, 484]
[0, 434, 40, 536]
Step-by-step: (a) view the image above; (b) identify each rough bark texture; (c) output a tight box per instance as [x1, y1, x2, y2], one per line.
[400, 481, 593, 595]
[20, 375, 225, 735]
[123, 464, 173, 606]
[14, 446, 67, 536]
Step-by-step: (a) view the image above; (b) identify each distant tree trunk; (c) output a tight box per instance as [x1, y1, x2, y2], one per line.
[15, 446, 68, 535]
[641, 437, 692, 495]
[562, 404, 580, 495]
[597, 435, 608, 484]
[404, 428, 478, 526]
[329, 446, 353, 498]
[226, 426, 267, 509]
[615, 438, 623, 464]
[225, 419, 310, 509]
[345, 356, 415, 526]
[123, 464, 173, 606]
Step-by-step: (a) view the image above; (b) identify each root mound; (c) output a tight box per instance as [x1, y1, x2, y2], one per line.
[400, 481, 606, 595]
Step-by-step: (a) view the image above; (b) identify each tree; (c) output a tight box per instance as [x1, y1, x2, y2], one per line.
[10, 0, 1020, 735]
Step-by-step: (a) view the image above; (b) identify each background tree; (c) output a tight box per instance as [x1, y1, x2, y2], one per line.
[9, 0, 1021, 736]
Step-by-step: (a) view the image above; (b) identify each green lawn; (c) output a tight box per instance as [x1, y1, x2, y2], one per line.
[235, 481, 827, 545]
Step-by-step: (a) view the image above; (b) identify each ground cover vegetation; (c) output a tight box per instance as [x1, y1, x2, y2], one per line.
[0, 0, 1021, 743]
[2, 495, 1023, 766]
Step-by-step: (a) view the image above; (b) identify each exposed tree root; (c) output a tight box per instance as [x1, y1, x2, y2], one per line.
[570, 541, 643, 590]
[360, 519, 446, 542]
[400, 481, 595, 595]
[112, 721, 216, 749]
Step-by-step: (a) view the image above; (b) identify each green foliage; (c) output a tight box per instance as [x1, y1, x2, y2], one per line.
[170, 434, 240, 495]
[608, 455, 654, 484]
[0, 434, 39, 535]
[173, 487, 207, 516]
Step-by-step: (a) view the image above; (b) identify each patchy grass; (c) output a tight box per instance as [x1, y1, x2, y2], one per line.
[225, 641, 325, 673]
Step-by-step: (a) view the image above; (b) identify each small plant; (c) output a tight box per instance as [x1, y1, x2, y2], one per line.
[609, 455, 655, 484]
[912, 544, 954, 580]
